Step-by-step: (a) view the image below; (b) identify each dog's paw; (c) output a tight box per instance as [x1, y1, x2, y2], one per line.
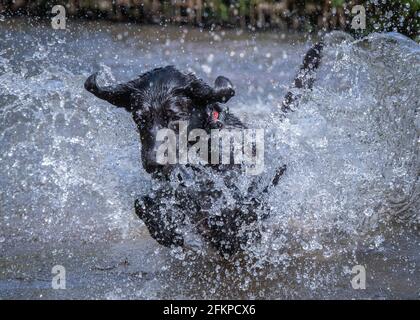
[134, 197, 184, 248]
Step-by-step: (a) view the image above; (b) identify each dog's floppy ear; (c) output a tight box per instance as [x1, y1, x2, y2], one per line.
[182, 76, 235, 105]
[84, 73, 135, 111]
[213, 76, 235, 103]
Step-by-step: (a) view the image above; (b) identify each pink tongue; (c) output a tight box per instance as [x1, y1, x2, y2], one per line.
[212, 111, 219, 120]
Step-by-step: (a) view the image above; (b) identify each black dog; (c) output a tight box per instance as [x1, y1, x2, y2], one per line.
[85, 42, 323, 255]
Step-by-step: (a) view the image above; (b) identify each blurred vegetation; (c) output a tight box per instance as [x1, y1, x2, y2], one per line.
[364, 0, 419, 40]
[0, 0, 418, 40]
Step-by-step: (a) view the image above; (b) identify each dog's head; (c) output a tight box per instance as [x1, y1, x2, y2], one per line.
[85, 66, 235, 176]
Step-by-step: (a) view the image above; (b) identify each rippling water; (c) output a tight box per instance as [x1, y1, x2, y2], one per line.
[0, 18, 419, 299]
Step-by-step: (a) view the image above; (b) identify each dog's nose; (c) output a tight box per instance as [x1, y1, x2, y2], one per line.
[144, 162, 173, 180]
[144, 162, 162, 174]
[143, 150, 170, 175]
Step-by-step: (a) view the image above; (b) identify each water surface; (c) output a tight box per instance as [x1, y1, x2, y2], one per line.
[0, 18, 419, 299]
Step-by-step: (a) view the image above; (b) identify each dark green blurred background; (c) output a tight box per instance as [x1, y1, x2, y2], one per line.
[1, 1, 419, 40]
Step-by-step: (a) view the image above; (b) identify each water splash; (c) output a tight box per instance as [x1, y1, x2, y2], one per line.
[0, 20, 418, 299]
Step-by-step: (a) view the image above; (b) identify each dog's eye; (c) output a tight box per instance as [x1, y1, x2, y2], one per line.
[140, 111, 153, 122]
[168, 111, 188, 121]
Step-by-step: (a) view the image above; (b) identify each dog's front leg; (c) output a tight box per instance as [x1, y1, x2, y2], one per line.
[134, 195, 184, 247]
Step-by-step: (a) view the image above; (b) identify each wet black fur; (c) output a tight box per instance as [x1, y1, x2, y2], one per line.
[84, 42, 323, 256]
